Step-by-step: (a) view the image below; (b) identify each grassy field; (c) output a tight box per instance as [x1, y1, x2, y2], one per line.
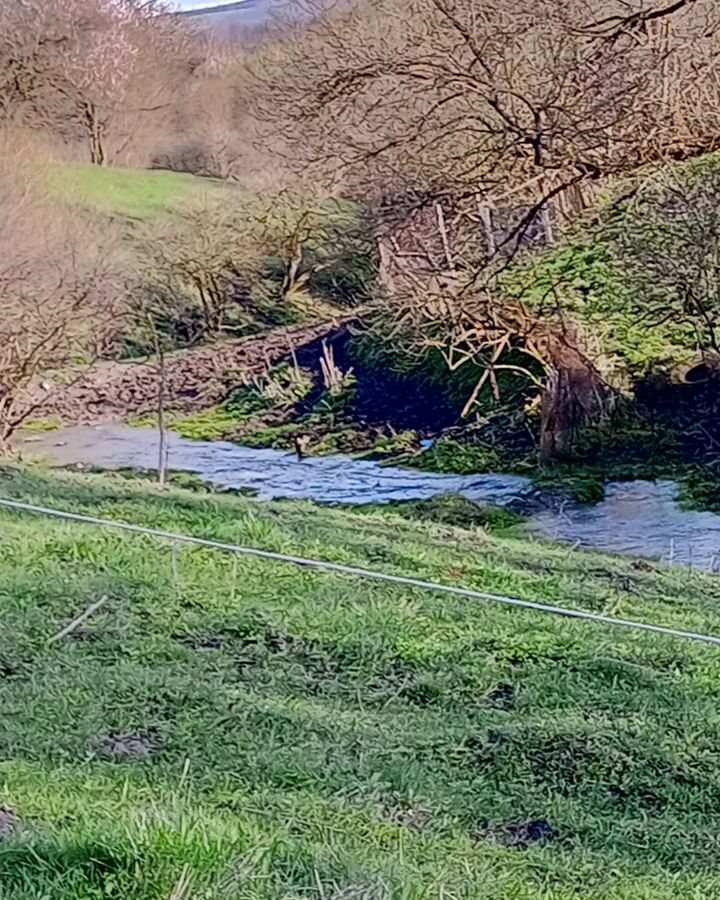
[2, 466, 720, 898]
[45, 162, 238, 221]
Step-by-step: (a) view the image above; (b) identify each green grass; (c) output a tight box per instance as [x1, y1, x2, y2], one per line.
[21, 416, 63, 434]
[3, 465, 720, 897]
[169, 406, 251, 442]
[350, 494, 526, 533]
[46, 163, 238, 221]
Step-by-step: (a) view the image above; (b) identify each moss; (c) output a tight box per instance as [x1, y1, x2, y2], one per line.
[382, 493, 526, 532]
[407, 438, 518, 475]
[169, 406, 247, 442]
[358, 430, 419, 459]
[22, 416, 63, 433]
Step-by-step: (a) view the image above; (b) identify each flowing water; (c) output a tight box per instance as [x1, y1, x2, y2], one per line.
[18, 423, 720, 571]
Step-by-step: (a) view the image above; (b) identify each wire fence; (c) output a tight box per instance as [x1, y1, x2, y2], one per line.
[2, 496, 720, 649]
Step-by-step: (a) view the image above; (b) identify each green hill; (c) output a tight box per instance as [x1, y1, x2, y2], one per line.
[45, 163, 241, 222]
[1, 465, 720, 898]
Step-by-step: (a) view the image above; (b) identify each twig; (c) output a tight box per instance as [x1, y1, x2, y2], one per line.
[48, 595, 108, 644]
[168, 865, 192, 900]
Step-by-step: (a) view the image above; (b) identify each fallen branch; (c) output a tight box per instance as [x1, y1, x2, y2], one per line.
[48, 595, 109, 644]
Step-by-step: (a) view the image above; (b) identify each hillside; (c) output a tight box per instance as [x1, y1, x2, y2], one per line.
[2, 466, 720, 898]
[177, 0, 277, 36]
[45, 162, 240, 222]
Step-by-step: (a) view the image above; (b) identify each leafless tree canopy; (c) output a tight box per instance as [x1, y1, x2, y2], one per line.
[0, 143, 121, 445]
[251, 0, 720, 450]
[260, 0, 720, 198]
[0, 0, 193, 165]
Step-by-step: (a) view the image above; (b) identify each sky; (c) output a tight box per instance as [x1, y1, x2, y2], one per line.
[174, 1, 248, 9]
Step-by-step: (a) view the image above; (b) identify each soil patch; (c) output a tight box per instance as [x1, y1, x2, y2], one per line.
[94, 731, 162, 758]
[30, 319, 351, 423]
[0, 807, 18, 838]
[482, 817, 560, 847]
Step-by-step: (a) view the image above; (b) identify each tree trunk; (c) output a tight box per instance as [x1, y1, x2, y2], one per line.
[147, 314, 168, 486]
[84, 103, 106, 166]
[156, 346, 168, 488]
[435, 201, 455, 271]
[539, 333, 616, 460]
[282, 240, 304, 298]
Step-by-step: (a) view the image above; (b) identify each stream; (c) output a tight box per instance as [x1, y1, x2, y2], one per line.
[19, 423, 720, 572]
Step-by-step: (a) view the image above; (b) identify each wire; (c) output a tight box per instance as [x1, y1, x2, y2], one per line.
[1, 495, 719, 648]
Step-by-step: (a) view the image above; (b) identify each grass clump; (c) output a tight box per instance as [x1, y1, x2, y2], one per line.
[2, 465, 720, 896]
[21, 416, 63, 433]
[409, 437, 517, 475]
[368, 493, 526, 533]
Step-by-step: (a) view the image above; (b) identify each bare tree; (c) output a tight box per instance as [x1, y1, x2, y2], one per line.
[258, 0, 720, 197]
[0, 0, 193, 165]
[0, 161, 120, 447]
[256, 188, 375, 305]
[153, 45, 247, 180]
[139, 197, 266, 342]
[614, 161, 720, 361]
[252, 0, 720, 453]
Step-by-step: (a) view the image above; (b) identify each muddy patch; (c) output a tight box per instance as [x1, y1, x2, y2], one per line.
[378, 798, 432, 832]
[0, 807, 18, 838]
[482, 682, 516, 709]
[481, 817, 560, 848]
[93, 730, 162, 759]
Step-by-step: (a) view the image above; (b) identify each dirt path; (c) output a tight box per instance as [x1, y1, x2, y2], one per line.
[33, 318, 348, 423]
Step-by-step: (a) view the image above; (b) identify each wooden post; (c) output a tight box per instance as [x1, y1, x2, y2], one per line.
[435, 201, 455, 271]
[147, 312, 168, 487]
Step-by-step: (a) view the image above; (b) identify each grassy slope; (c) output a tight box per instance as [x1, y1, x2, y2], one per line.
[2, 469, 720, 897]
[45, 162, 239, 221]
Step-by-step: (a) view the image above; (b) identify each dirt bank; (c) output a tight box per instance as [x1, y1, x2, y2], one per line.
[31, 319, 349, 423]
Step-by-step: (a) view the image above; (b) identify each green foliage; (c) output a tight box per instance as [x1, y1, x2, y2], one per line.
[677, 466, 720, 514]
[380, 493, 525, 532]
[227, 364, 315, 416]
[2, 466, 720, 897]
[21, 417, 63, 433]
[314, 374, 358, 418]
[411, 438, 514, 475]
[161, 365, 315, 443]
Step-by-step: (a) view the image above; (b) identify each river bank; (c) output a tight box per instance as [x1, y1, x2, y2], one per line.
[19, 322, 720, 522]
[18, 423, 720, 570]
